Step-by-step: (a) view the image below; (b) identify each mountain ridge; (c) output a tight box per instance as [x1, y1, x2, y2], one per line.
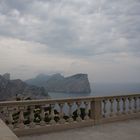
[0, 73, 49, 101]
[26, 73, 91, 94]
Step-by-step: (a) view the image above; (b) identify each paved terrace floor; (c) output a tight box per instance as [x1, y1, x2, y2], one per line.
[20, 119, 140, 140]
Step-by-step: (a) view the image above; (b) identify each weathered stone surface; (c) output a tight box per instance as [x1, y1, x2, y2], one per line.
[26, 73, 91, 93]
[0, 73, 49, 101]
[20, 119, 140, 140]
[0, 119, 19, 140]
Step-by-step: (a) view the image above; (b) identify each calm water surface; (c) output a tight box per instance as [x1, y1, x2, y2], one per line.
[49, 83, 140, 99]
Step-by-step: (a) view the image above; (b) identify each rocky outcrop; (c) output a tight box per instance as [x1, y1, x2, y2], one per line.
[26, 74, 51, 87]
[0, 73, 49, 101]
[26, 73, 91, 93]
[2, 73, 10, 80]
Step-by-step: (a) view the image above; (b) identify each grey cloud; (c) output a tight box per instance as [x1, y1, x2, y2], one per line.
[0, 0, 140, 57]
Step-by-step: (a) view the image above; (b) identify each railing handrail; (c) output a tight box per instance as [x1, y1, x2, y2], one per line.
[97, 93, 140, 100]
[0, 96, 93, 106]
[0, 93, 139, 107]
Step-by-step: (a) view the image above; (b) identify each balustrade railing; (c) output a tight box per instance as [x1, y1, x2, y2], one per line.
[0, 97, 92, 132]
[101, 94, 140, 120]
[0, 94, 140, 136]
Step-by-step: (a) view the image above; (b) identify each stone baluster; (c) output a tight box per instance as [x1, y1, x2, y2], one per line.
[103, 99, 107, 118]
[139, 97, 140, 112]
[76, 102, 82, 122]
[50, 104, 56, 125]
[59, 103, 65, 124]
[84, 101, 89, 120]
[7, 107, 14, 129]
[18, 106, 25, 129]
[133, 97, 137, 113]
[128, 97, 132, 114]
[40, 105, 46, 126]
[68, 102, 73, 122]
[3, 107, 9, 123]
[0, 107, 3, 117]
[0, 107, 5, 122]
[116, 98, 120, 115]
[122, 97, 126, 114]
[109, 98, 114, 117]
[29, 106, 35, 128]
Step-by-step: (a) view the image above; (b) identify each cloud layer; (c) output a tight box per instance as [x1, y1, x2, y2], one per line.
[0, 0, 140, 83]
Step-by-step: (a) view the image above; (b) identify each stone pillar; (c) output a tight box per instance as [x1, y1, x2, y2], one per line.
[90, 98, 102, 124]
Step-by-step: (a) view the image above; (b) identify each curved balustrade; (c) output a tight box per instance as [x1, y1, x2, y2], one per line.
[0, 94, 140, 136]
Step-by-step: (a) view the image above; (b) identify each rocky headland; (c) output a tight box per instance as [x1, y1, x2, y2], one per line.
[26, 73, 91, 93]
[0, 73, 49, 101]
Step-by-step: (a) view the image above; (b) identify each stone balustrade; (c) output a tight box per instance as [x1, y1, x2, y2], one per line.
[100, 94, 140, 123]
[0, 94, 140, 136]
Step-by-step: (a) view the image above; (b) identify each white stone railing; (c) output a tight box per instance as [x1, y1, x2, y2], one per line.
[0, 94, 140, 136]
[100, 94, 140, 123]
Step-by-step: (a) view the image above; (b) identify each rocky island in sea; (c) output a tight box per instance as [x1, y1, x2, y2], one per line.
[26, 73, 91, 94]
[0, 73, 49, 101]
[0, 73, 91, 101]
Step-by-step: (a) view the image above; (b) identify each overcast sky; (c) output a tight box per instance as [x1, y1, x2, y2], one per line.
[0, 0, 140, 83]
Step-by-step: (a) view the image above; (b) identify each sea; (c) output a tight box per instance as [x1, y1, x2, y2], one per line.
[49, 83, 140, 99]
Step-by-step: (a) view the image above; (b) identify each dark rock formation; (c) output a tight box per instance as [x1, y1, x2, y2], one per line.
[0, 73, 49, 101]
[26, 74, 51, 87]
[2, 73, 10, 80]
[26, 73, 91, 93]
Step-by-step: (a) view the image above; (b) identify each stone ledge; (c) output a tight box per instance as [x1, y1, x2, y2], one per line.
[15, 120, 94, 137]
[100, 112, 140, 124]
[20, 119, 140, 140]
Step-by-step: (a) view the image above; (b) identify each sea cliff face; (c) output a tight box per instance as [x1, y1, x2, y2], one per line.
[0, 73, 48, 101]
[26, 73, 91, 94]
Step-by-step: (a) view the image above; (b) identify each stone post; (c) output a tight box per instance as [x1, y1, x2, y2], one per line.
[90, 98, 102, 124]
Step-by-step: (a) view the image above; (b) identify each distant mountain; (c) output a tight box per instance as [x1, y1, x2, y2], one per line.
[0, 73, 49, 101]
[26, 73, 91, 93]
[26, 74, 51, 87]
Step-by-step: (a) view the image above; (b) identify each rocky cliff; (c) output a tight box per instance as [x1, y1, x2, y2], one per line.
[0, 73, 49, 101]
[26, 73, 91, 93]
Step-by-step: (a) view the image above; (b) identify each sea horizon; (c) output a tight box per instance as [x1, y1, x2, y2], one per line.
[49, 82, 140, 99]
